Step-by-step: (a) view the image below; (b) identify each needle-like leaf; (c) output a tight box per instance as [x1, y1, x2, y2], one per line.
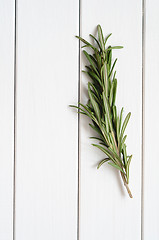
[126, 155, 132, 184]
[92, 144, 116, 163]
[88, 83, 101, 123]
[112, 78, 117, 106]
[119, 107, 124, 133]
[83, 50, 99, 76]
[97, 158, 110, 169]
[105, 33, 112, 45]
[76, 36, 96, 50]
[89, 34, 101, 50]
[120, 112, 131, 141]
[109, 58, 117, 78]
[97, 24, 105, 52]
[108, 162, 125, 173]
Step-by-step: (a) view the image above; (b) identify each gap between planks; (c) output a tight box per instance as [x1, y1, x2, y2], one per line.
[141, 0, 146, 239]
[13, 0, 17, 239]
[77, 0, 81, 239]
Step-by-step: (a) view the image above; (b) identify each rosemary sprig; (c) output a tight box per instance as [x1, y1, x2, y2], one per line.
[70, 25, 133, 198]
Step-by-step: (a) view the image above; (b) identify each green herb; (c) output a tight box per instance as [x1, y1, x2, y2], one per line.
[70, 25, 133, 198]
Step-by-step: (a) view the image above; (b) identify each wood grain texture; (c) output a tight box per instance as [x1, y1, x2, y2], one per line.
[80, 1, 142, 239]
[15, 0, 79, 239]
[0, 1, 14, 239]
[144, 0, 159, 239]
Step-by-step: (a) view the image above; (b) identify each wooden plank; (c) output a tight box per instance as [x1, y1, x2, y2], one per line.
[144, 0, 159, 239]
[15, 0, 79, 239]
[0, 1, 14, 239]
[80, 1, 142, 239]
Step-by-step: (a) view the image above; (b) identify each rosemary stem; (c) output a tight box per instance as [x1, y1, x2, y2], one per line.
[113, 134, 133, 198]
[120, 171, 133, 198]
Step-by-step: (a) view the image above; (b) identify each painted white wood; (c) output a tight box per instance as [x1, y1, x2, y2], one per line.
[144, 0, 159, 239]
[0, 1, 14, 239]
[15, 0, 79, 239]
[80, 1, 142, 239]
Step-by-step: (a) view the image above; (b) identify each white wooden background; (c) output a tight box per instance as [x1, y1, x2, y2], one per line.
[0, 0, 159, 239]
